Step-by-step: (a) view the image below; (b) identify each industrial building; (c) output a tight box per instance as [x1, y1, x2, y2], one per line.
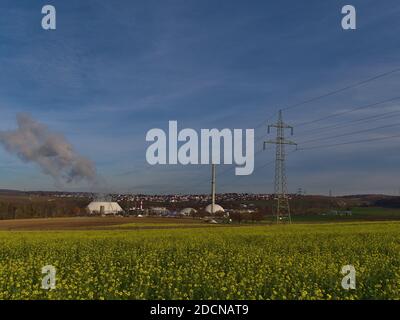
[87, 201, 124, 215]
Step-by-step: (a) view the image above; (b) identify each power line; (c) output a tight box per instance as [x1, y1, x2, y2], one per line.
[298, 132, 400, 151]
[240, 131, 399, 176]
[298, 122, 400, 145]
[282, 67, 400, 112]
[254, 67, 400, 129]
[296, 109, 400, 138]
[294, 96, 400, 128]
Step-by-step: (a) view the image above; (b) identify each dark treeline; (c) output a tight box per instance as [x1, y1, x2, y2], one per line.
[0, 196, 90, 220]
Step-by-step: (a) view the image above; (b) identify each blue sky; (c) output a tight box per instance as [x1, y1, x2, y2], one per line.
[1, 0, 400, 195]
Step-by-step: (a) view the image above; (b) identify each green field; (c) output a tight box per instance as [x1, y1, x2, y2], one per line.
[1, 221, 400, 300]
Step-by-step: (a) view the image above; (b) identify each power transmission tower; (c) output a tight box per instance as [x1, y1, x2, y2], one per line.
[297, 188, 303, 196]
[264, 110, 297, 223]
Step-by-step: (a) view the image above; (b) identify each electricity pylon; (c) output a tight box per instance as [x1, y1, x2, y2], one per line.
[264, 110, 297, 223]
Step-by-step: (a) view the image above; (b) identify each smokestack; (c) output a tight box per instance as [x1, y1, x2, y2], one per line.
[211, 164, 216, 214]
[0, 113, 98, 186]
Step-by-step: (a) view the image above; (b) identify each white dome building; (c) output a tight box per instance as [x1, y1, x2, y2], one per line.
[179, 208, 197, 216]
[205, 204, 224, 214]
[87, 201, 124, 215]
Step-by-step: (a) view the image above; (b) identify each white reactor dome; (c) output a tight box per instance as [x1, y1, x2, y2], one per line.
[205, 204, 225, 214]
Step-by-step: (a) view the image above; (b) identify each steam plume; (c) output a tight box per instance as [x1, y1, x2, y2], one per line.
[0, 114, 98, 186]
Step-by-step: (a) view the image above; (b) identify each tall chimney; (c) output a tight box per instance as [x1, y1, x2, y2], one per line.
[211, 164, 216, 214]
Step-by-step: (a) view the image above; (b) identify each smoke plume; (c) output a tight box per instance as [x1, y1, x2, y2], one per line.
[0, 114, 98, 186]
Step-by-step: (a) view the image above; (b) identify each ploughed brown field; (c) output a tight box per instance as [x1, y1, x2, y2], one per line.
[0, 216, 212, 231]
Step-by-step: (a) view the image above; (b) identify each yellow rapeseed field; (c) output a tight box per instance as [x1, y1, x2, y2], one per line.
[0, 221, 399, 300]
